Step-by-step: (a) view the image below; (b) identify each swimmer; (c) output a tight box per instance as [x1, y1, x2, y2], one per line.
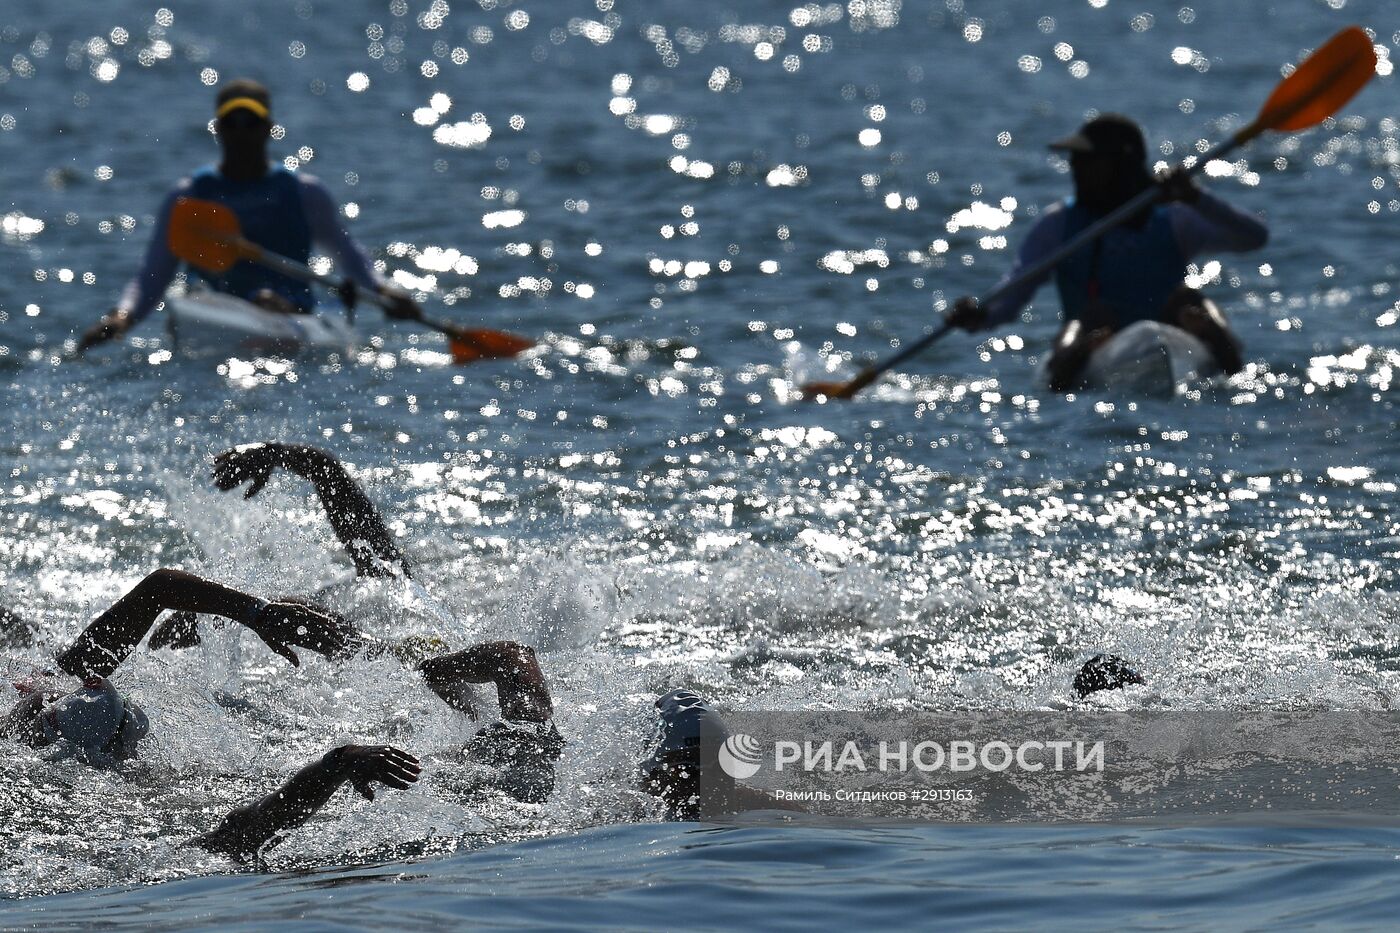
[105, 576, 562, 804]
[418, 641, 564, 803]
[211, 440, 411, 579]
[2, 568, 552, 808]
[638, 689, 803, 820]
[151, 440, 412, 649]
[193, 744, 421, 861]
[1, 568, 353, 764]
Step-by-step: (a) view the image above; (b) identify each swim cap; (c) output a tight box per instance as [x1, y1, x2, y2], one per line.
[42, 678, 148, 761]
[1073, 654, 1144, 698]
[215, 78, 272, 121]
[390, 634, 451, 665]
[115, 700, 150, 757]
[638, 688, 729, 777]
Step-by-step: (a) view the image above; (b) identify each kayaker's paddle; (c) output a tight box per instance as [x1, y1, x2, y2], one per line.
[166, 197, 534, 363]
[800, 25, 1378, 401]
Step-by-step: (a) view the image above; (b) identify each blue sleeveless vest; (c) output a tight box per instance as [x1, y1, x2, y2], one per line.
[186, 165, 314, 310]
[1053, 199, 1184, 326]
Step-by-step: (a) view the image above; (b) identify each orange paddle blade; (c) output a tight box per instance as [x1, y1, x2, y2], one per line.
[1255, 26, 1377, 133]
[444, 327, 535, 363]
[168, 197, 246, 273]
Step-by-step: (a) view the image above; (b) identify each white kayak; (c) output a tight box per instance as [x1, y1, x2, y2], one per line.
[164, 290, 356, 355]
[1078, 320, 1216, 395]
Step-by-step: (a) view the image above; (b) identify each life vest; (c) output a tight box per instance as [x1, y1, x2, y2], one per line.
[1053, 198, 1184, 326]
[186, 165, 314, 310]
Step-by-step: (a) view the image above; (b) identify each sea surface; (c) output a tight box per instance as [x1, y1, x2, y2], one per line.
[3, 0, 1400, 928]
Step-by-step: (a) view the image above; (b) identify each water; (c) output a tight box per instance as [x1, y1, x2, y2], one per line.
[3, 0, 1400, 925]
[7, 821, 1400, 931]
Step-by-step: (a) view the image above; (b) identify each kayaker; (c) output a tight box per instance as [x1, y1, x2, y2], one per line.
[948, 113, 1268, 390]
[78, 78, 422, 351]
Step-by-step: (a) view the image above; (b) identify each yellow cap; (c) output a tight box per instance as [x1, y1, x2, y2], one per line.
[216, 96, 270, 120]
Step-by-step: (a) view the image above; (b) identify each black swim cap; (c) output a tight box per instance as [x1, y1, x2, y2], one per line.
[1073, 654, 1145, 697]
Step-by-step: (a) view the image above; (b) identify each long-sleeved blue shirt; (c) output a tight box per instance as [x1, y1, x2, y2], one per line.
[116, 166, 381, 323]
[982, 189, 1268, 327]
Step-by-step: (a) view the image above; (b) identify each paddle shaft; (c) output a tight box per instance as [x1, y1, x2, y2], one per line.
[232, 237, 398, 314]
[184, 222, 533, 356]
[226, 235, 513, 344]
[416, 317, 464, 339]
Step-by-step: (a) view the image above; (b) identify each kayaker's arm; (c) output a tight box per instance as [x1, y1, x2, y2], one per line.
[54, 568, 358, 677]
[418, 641, 553, 722]
[1168, 188, 1269, 254]
[192, 744, 420, 860]
[212, 442, 412, 578]
[954, 205, 1069, 331]
[299, 176, 423, 321]
[78, 185, 187, 350]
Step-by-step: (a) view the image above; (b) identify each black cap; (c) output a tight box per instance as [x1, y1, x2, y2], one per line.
[215, 78, 272, 120]
[1049, 113, 1146, 163]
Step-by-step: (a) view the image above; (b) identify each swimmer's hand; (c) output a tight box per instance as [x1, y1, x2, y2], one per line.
[195, 743, 421, 859]
[334, 744, 423, 801]
[212, 443, 285, 499]
[244, 601, 360, 666]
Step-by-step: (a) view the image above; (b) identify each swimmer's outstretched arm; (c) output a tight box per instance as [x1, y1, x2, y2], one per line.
[56, 568, 361, 678]
[418, 641, 553, 723]
[193, 744, 421, 860]
[212, 442, 411, 579]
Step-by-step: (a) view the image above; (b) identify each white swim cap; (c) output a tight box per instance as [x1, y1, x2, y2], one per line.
[42, 678, 147, 762]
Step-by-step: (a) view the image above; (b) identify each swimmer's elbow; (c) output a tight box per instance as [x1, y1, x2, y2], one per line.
[135, 567, 187, 595]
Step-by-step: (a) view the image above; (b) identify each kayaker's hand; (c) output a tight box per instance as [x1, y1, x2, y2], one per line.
[77, 310, 132, 352]
[336, 279, 359, 310]
[1158, 167, 1200, 204]
[947, 296, 989, 332]
[379, 286, 423, 322]
[212, 443, 285, 499]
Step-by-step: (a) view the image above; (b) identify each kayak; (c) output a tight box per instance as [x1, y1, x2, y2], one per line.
[163, 290, 356, 355]
[1077, 320, 1216, 394]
